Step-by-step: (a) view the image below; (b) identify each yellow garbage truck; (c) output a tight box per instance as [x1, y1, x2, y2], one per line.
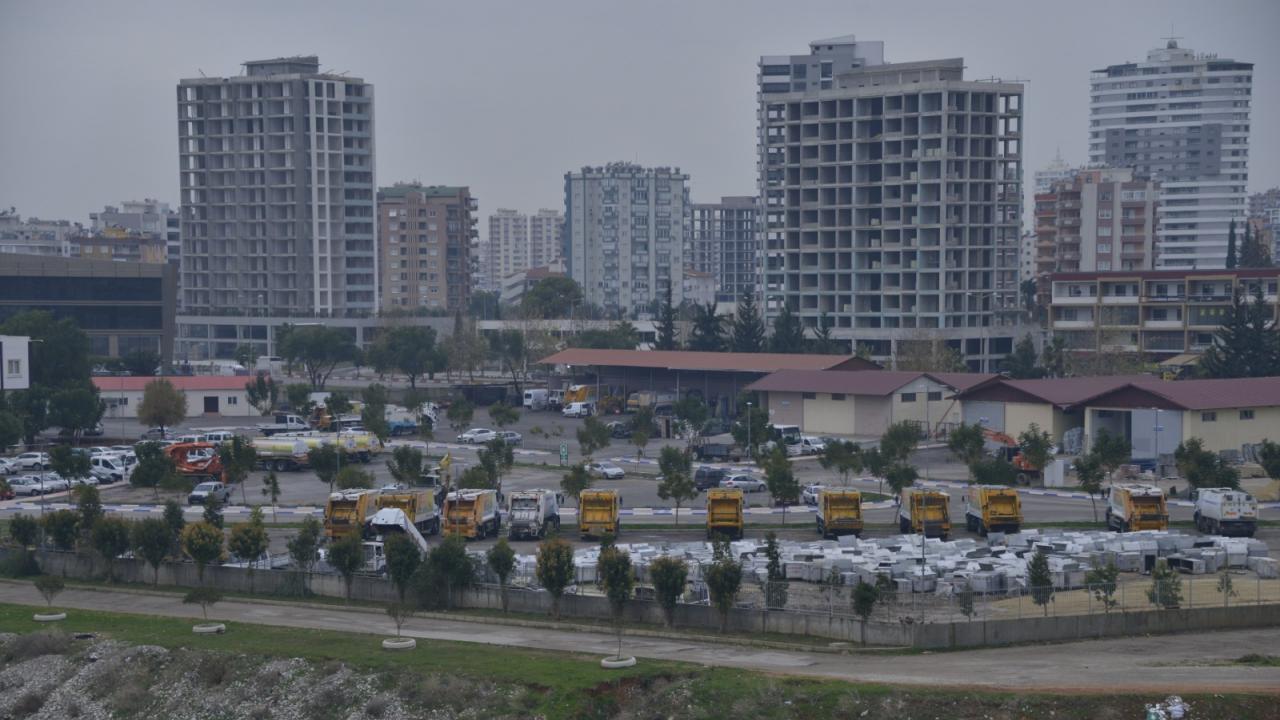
[816, 489, 863, 539]
[442, 489, 500, 539]
[578, 489, 620, 538]
[964, 485, 1022, 536]
[898, 488, 951, 539]
[1106, 483, 1168, 532]
[705, 488, 745, 540]
[324, 489, 378, 540]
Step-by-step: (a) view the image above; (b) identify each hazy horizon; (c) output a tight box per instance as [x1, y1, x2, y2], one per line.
[2, 0, 1276, 238]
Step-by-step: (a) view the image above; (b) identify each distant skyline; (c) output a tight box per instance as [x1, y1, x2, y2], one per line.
[1, 0, 1277, 241]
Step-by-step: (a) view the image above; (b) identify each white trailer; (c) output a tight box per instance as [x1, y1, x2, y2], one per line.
[507, 488, 561, 540]
[1193, 487, 1258, 537]
[362, 507, 432, 573]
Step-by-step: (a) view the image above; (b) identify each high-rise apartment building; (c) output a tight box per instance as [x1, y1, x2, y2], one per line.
[758, 36, 1023, 369]
[564, 163, 689, 315]
[1034, 168, 1160, 275]
[377, 184, 476, 312]
[1089, 41, 1252, 269]
[690, 196, 760, 303]
[479, 208, 565, 293]
[1034, 150, 1076, 194]
[176, 56, 376, 317]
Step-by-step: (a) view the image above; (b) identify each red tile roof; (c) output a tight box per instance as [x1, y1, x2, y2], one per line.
[93, 375, 254, 392]
[746, 370, 995, 396]
[538, 349, 875, 374]
[1100, 376, 1280, 411]
[958, 375, 1280, 411]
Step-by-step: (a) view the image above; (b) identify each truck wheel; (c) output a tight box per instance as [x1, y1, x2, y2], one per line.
[816, 519, 824, 537]
[273, 459, 286, 472]
[898, 517, 911, 534]
[979, 522, 988, 538]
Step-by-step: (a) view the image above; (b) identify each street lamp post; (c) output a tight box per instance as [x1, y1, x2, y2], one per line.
[746, 401, 753, 455]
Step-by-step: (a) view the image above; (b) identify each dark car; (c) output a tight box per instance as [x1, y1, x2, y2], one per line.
[695, 443, 742, 463]
[694, 466, 726, 491]
[607, 421, 631, 439]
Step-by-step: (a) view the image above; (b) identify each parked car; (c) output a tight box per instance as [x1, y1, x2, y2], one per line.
[0, 458, 17, 475]
[9, 476, 46, 496]
[801, 483, 826, 505]
[721, 474, 766, 493]
[67, 475, 99, 488]
[0, 482, 13, 500]
[797, 436, 826, 455]
[14, 452, 50, 471]
[694, 466, 726, 491]
[562, 402, 594, 418]
[139, 427, 175, 441]
[110, 446, 138, 466]
[586, 462, 625, 480]
[188, 481, 231, 506]
[496, 431, 523, 447]
[37, 473, 70, 493]
[90, 455, 128, 484]
[606, 421, 631, 439]
[82, 422, 105, 437]
[457, 427, 498, 444]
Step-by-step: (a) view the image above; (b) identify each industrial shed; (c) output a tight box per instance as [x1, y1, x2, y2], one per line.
[746, 370, 994, 439]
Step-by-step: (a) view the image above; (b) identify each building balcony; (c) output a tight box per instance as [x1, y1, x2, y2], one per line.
[1052, 295, 1097, 306]
[1053, 319, 1097, 329]
[1143, 319, 1185, 329]
[1143, 295, 1186, 303]
[1100, 295, 1139, 305]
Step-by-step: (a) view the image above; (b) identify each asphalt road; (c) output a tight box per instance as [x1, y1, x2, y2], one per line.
[0, 581, 1275, 693]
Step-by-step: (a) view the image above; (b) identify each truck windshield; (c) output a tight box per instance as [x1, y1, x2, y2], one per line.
[511, 498, 538, 510]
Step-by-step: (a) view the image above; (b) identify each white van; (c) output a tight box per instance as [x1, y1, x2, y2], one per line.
[90, 455, 128, 484]
[523, 388, 550, 411]
[204, 430, 236, 444]
[562, 402, 594, 418]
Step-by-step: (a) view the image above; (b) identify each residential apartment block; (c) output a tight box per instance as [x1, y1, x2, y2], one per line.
[690, 196, 759, 303]
[91, 199, 181, 269]
[480, 208, 564, 294]
[1048, 268, 1280, 356]
[69, 228, 168, 264]
[1033, 168, 1159, 276]
[0, 211, 79, 257]
[176, 56, 376, 318]
[377, 184, 477, 312]
[757, 36, 1023, 370]
[564, 163, 690, 315]
[1089, 41, 1252, 269]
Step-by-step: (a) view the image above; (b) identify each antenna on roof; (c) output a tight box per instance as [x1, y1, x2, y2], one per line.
[198, 69, 206, 78]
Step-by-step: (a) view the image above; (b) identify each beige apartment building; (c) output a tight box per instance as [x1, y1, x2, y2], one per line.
[378, 184, 477, 312]
[1034, 168, 1159, 276]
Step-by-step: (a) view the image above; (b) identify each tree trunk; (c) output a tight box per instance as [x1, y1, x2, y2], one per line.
[552, 595, 560, 619]
[500, 582, 509, 612]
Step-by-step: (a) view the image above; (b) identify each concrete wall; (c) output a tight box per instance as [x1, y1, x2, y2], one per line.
[764, 391, 804, 427]
[20, 549, 1280, 650]
[890, 377, 962, 430]
[1181, 406, 1280, 450]
[801, 394, 850, 435]
[100, 388, 255, 420]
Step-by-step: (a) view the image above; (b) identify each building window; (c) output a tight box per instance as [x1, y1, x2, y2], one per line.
[802, 392, 816, 400]
[927, 391, 942, 402]
[5, 359, 18, 376]
[900, 393, 917, 402]
[1239, 409, 1254, 420]
[227, 397, 238, 406]
[830, 394, 846, 401]
[1201, 411, 1217, 422]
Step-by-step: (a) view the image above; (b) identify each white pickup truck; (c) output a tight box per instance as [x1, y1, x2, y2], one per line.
[257, 413, 310, 436]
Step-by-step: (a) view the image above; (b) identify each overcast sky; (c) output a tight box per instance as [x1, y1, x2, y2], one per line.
[2, 0, 1276, 238]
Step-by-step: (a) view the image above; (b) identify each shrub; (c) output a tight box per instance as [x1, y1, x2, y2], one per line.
[2, 631, 71, 662]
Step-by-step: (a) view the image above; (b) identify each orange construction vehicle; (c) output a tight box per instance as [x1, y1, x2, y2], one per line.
[163, 442, 225, 484]
[981, 428, 1040, 484]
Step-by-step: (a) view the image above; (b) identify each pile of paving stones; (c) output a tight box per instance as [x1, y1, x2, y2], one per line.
[495, 529, 1272, 595]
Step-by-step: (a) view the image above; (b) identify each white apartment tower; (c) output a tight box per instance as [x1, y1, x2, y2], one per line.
[1089, 41, 1253, 269]
[529, 209, 564, 270]
[481, 208, 564, 293]
[564, 163, 689, 315]
[758, 37, 1024, 369]
[176, 56, 376, 316]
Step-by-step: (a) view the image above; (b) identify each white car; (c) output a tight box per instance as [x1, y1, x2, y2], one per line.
[110, 446, 138, 466]
[0, 458, 16, 475]
[801, 483, 826, 505]
[90, 456, 128, 484]
[721, 474, 767, 493]
[457, 428, 498, 444]
[798, 436, 826, 455]
[67, 475, 99, 488]
[87, 446, 115, 456]
[562, 402, 594, 418]
[9, 476, 46, 496]
[587, 462, 625, 480]
[14, 452, 50, 471]
[39, 473, 70, 493]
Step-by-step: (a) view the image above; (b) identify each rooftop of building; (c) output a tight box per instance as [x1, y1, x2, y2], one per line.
[539, 348, 878, 374]
[94, 376, 253, 393]
[1050, 268, 1280, 282]
[958, 374, 1280, 411]
[746, 369, 996, 396]
[378, 184, 470, 199]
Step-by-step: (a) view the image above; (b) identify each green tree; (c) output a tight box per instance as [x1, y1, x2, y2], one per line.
[656, 446, 695, 526]
[261, 471, 282, 523]
[851, 580, 880, 644]
[1, 311, 96, 443]
[41, 510, 79, 551]
[672, 396, 709, 451]
[277, 324, 358, 389]
[597, 545, 635, 661]
[1091, 428, 1132, 477]
[1199, 286, 1280, 379]
[0, 411, 23, 450]
[1174, 438, 1240, 489]
[1240, 222, 1271, 268]
[74, 484, 103, 533]
[649, 555, 688, 628]
[227, 508, 269, 591]
[486, 538, 517, 612]
[181, 521, 224, 584]
[535, 536, 575, 619]
[560, 463, 592, 504]
[730, 402, 769, 457]
[131, 517, 172, 586]
[629, 406, 654, 459]
[1017, 423, 1055, 479]
[328, 530, 365, 601]
[50, 444, 90, 484]
[9, 513, 38, 549]
[521, 276, 583, 319]
[488, 401, 520, 429]
[90, 516, 131, 582]
[245, 372, 279, 416]
[48, 385, 104, 438]
[1259, 439, 1280, 483]
[769, 303, 805, 353]
[947, 423, 987, 472]
[163, 499, 185, 555]
[1147, 559, 1183, 609]
[655, 284, 679, 350]
[383, 533, 421, 602]
[136, 379, 187, 434]
[234, 343, 259, 370]
[1217, 569, 1239, 608]
[818, 440, 863, 486]
[576, 416, 612, 459]
[761, 445, 800, 523]
[308, 444, 345, 492]
[1085, 561, 1119, 613]
[386, 445, 425, 486]
[687, 302, 724, 352]
[476, 438, 514, 495]
[183, 587, 223, 622]
[335, 465, 375, 490]
[970, 457, 1018, 486]
[1226, 218, 1238, 269]
[218, 435, 258, 504]
[488, 330, 530, 394]
[371, 326, 440, 389]
[129, 441, 179, 500]
[762, 531, 788, 610]
[422, 534, 473, 609]
[360, 403, 390, 444]
[1073, 453, 1106, 522]
[730, 292, 766, 353]
[33, 575, 65, 611]
[1041, 336, 1068, 379]
[1002, 334, 1046, 379]
[287, 516, 322, 584]
[284, 383, 314, 417]
[809, 312, 839, 354]
[880, 421, 919, 465]
[1027, 550, 1054, 616]
[202, 492, 224, 530]
[446, 398, 474, 434]
[704, 546, 743, 633]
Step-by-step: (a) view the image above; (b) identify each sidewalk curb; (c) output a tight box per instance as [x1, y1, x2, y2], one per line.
[0, 579, 903, 655]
